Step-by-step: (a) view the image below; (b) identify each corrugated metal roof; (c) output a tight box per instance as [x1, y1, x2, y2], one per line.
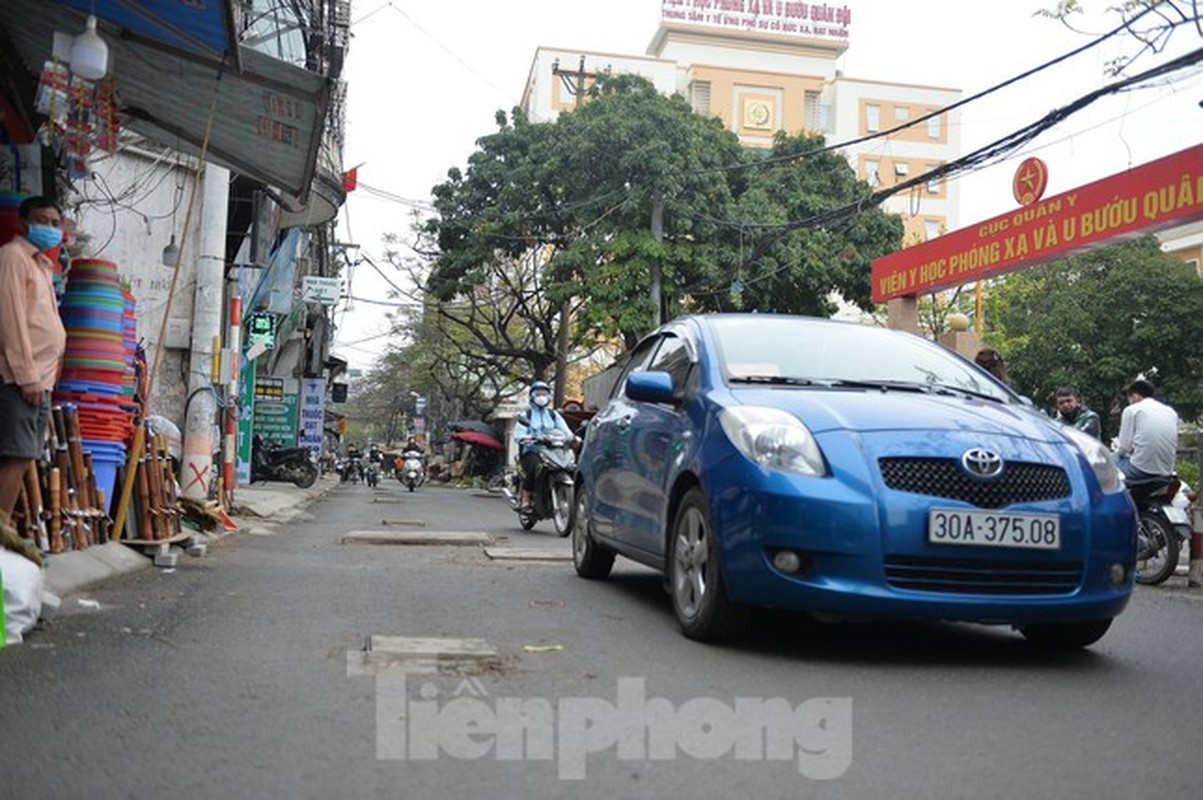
[2, 0, 328, 201]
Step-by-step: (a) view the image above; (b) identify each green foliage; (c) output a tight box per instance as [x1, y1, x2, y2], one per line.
[424, 74, 903, 352]
[986, 237, 1203, 428]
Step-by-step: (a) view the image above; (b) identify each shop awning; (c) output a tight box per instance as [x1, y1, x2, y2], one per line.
[451, 430, 506, 451]
[51, 0, 239, 66]
[1, 0, 330, 202]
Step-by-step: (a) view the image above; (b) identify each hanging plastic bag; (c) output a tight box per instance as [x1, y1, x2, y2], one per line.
[1, 549, 44, 645]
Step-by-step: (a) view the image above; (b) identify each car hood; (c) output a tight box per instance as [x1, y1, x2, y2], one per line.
[727, 387, 1064, 442]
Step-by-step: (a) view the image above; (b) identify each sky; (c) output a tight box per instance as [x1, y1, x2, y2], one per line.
[330, 0, 1203, 370]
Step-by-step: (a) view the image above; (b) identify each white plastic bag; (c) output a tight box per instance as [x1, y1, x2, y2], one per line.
[1, 549, 44, 645]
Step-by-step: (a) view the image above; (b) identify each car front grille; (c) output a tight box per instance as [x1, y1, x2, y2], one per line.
[884, 555, 1083, 595]
[878, 457, 1070, 509]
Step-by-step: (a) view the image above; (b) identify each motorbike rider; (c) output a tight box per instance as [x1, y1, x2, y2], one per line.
[513, 380, 574, 510]
[1114, 378, 1179, 483]
[1054, 386, 1102, 439]
[342, 441, 363, 482]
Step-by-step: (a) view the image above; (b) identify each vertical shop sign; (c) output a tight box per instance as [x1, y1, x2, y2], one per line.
[236, 357, 256, 484]
[299, 378, 325, 464]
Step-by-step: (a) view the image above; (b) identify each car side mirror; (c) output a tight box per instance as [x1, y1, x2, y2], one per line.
[626, 371, 677, 404]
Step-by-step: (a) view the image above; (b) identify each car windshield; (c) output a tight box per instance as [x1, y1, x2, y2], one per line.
[706, 316, 1014, 403]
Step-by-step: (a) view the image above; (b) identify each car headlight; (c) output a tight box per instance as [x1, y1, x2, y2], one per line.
[719, 406, 827, 476]
[1061, 424, 1123, 493]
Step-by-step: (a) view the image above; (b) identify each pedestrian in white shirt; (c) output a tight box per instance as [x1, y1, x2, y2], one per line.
[1114, 378, 1179, 481]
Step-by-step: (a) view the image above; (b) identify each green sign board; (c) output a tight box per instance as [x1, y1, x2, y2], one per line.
[252, 377, 299, 448]
[248, 311, 276, 349]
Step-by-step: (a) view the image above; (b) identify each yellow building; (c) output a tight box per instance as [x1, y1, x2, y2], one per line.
[521, 3, 962, 243]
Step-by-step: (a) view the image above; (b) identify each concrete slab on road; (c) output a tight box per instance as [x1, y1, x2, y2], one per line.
[483, 547, 571, 562]
[340, 530, 494, 546]
[346, 635, 500, 675]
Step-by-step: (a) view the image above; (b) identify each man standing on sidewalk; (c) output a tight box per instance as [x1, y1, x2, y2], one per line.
[0, 196, 67, 518]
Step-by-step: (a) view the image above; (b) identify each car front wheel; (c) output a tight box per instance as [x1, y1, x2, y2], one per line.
[668, 488, 748, 642]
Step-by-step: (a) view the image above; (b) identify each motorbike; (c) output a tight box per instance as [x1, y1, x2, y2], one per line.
[503, 427, 576, 535]
[1130, 474, 1191, 585]
[339, 454, 363, 484]
[365, 458, 381, 488]
[398, 450, 424, 492]
[251, 436, 319, 489]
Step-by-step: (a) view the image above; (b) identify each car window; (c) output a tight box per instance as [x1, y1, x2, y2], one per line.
[647, 334, 693, 392]
[610, 335, 661, 399]
[707, 316, 1014, 402]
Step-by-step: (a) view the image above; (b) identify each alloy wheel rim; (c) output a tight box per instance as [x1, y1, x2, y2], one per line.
[673, 507, 708, 618]
[573, 493, 589, 563]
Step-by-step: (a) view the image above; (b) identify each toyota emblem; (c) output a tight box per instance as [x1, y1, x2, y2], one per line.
[962, 448, 1003, 478]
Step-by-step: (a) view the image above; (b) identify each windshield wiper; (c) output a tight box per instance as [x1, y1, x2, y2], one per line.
[728, 375, 819, 386]
[929, 383, 1007, 403]
[823, 379, 933, 393]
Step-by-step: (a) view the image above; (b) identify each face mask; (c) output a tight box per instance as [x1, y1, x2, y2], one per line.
[25, 223, 63, 252]
[533, 394, 550, 408]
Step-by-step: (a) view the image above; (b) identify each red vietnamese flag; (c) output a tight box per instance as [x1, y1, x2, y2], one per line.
[342, 165, 360, 193]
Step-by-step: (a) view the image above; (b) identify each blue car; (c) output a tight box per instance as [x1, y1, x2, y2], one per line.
[571, 314, 1136, 646]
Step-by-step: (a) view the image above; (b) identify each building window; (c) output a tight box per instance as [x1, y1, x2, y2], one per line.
[895, 105, 910, 122]
[927, 113, 942, 139]
[866, 103, 880, 132]
[690, 81, 711, 116]
[926, 165, 942, 193]
[865, 159, 881, 187]
[894, 161, 909, 179]
[559, 80, 578, 107]
[805, 91, 832, 133]
[925, 220, 942, 240]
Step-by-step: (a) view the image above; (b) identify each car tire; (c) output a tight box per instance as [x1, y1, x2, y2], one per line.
[669, 487, 748, 642]
[572, 486, 614, 579]
[1019, 618, 1113, 649]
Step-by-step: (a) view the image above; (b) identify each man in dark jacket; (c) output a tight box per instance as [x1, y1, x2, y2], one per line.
[1054, 386, 1102, 439]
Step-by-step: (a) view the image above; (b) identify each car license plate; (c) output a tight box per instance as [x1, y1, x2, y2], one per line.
[928, 508, 1061, 550]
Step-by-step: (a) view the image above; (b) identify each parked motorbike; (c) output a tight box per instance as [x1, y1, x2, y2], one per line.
[503, 427, 576, 535]
[251, 435, 319, 489]
[1130, 475, 1191, 585]
[398, 450, 425, 492]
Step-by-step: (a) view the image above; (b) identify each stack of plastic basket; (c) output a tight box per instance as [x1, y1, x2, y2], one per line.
[53, 258, 138, 514]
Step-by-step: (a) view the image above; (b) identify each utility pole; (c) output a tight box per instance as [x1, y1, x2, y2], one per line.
[651, 192, 664, 327]
[549, 56, 596, 407]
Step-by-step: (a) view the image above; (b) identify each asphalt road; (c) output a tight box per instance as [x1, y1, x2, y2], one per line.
[3, 479, 1203, 799]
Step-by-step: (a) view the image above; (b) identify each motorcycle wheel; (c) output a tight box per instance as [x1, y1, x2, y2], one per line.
[519, 509, 537, 531]
[294, 463, 318, 489]
[407, 481, 415, 492]
[552, 480, 573, 537]
[1135, 512, 1179, 585]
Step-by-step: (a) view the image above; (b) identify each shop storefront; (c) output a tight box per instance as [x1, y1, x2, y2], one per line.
[0, 1, 348, 554]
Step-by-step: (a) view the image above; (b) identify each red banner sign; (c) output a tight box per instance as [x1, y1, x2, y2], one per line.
[871, 143, 1203, 303]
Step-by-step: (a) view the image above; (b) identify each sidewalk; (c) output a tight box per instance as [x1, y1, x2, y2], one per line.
[41, 474, 340, 599]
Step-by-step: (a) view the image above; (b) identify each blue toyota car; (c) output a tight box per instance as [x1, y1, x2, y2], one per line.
[571, 314, 1137, 646]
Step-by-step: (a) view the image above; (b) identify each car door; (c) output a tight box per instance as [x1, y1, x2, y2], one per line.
[583, 335, 662, 540]
[609, 329, 698, 557]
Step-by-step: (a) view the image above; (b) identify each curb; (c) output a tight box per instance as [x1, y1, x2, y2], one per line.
[42, 542, 153, 599]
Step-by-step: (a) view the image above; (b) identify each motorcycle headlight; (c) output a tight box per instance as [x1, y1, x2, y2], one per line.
[719, 406, 827, 476]
[1061, 424, 1124, 494]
